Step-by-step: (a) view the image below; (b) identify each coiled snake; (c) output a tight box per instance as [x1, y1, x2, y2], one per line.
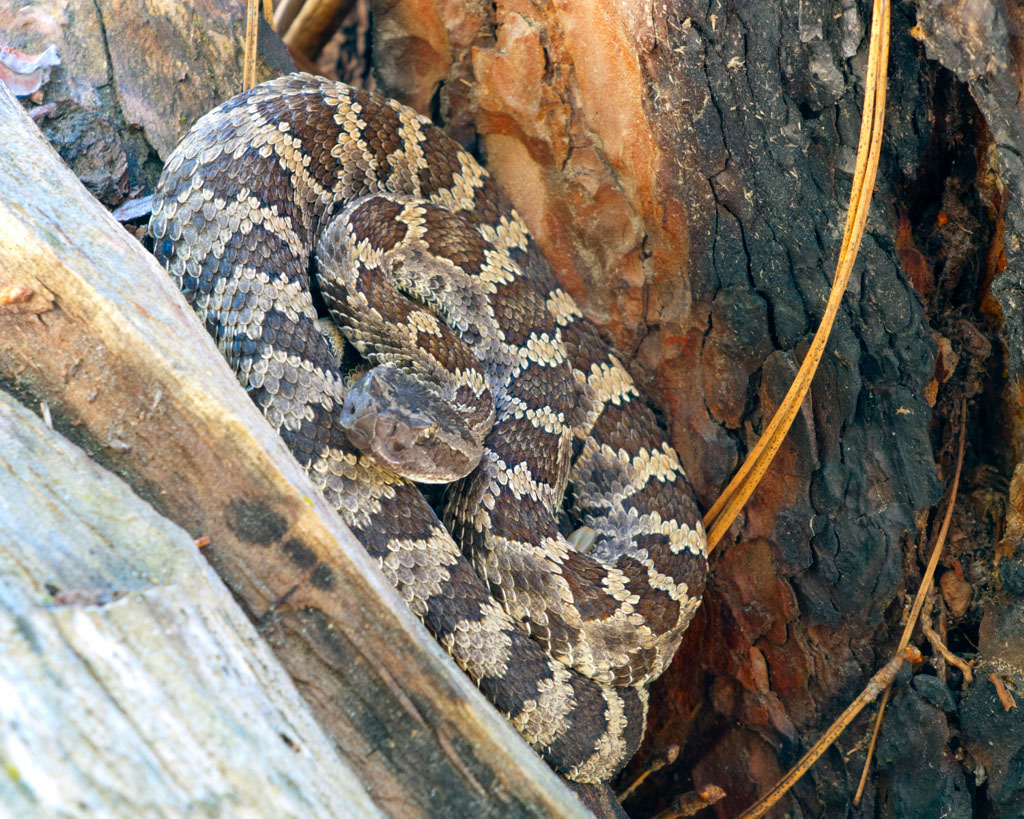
[150, 73, 708, 782]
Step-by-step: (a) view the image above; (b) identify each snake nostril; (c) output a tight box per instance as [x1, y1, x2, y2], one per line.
[345, 425, 370, 450]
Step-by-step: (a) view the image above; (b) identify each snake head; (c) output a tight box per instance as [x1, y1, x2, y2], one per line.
[340, 364, 484, 483]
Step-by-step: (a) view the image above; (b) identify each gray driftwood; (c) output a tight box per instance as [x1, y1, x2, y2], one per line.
[0, 80, 586, 818]
[0, 391, 379, 817]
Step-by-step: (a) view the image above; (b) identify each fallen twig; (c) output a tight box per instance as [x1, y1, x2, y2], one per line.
[922, 619, 973, 687]
[853, 398, 968, 803]
[651, 784, 727, 819]
[990, 673, 1017, 712]
[617, 745, 679, 803]
[738, 645, 921, 819]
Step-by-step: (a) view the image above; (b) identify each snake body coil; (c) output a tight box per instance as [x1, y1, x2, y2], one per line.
[150, 73, 708, 782]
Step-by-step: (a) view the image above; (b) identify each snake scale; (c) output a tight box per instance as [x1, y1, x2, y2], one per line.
[149, 73, 708, 782]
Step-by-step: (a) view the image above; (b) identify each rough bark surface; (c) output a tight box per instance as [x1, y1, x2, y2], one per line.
[0, 0, 290, 195]
[368, 0, 1014, 816]
[0, 80, 586, 818]
[913, 3, 1024, 818]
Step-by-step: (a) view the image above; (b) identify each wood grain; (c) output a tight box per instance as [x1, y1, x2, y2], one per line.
[0, 391, 379, 816]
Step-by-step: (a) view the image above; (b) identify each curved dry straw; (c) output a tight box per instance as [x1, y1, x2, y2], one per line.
[243, 0, 275, 92]
[702, 0, 891, 555]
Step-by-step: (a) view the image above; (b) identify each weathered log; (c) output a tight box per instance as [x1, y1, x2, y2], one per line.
[0, 80, 586, 817]
[0, 390, 380, 816]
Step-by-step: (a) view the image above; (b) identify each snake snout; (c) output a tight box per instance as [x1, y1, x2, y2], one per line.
[340, 370, 444, 479]
[339, 401, 374, 452]
[340, 374, 390, 453]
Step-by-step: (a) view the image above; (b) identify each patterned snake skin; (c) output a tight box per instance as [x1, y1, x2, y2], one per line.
[149, 73, 708, 782]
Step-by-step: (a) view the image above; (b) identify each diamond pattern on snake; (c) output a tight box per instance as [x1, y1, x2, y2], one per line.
[150, 72, 708, 782]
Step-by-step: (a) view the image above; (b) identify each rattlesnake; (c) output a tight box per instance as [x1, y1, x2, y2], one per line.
[149, 72, 708, 782]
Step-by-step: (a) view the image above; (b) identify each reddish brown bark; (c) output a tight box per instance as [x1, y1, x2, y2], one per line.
[368, 1, 1015, 816]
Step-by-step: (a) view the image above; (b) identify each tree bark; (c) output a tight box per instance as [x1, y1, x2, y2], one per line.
[368, 1, 1016, 816]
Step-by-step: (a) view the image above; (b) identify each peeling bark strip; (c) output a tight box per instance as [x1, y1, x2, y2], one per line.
[0, 82, 586, 817]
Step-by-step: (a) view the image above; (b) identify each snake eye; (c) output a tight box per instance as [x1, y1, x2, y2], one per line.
[416, 423, 439, 442]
